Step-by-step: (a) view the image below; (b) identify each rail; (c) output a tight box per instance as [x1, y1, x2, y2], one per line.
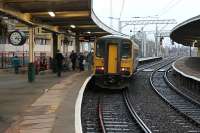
[150, 59, 200, 126]
[123, 89, 152, 133]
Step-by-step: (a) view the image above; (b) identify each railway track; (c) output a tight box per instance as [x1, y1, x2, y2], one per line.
[81, 58, 170, 133]
[137, 59, 162, 70]
[137, 57, 171, 72]
[82, 88, 147, 133]
[152, 66, 200, 125]
[166, 68, 200, 106]
[128, 57, 200, 132]
[150, 59, 200, 129]
[82, 57, 200, 133]
[81, 58, 175, 133]
[81, 88, 100, 133]
[98, 90, 145, 133]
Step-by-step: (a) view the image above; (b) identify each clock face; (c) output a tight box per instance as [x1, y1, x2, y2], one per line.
[9, 31, 26, 46]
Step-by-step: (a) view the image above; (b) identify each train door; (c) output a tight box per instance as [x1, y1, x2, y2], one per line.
[108, 44, 118, 73]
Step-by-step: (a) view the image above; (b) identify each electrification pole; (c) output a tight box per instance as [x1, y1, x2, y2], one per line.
[155, 24, 158, 56]
[118, 18, 177, 57]
[109, 0, 113, 28]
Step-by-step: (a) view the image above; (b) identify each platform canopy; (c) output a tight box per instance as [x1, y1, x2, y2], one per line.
[0, 0, 122, 40]
[170, 15, 200, 47]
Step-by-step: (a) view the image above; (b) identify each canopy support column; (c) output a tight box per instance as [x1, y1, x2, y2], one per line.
[75, 35, 80, 53]
[197, 47, 200, 57]
[52, 33, 58, 73]
[28, 27, 35, 82]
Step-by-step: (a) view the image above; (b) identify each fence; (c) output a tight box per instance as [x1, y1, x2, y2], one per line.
[0, 51, 50, 69]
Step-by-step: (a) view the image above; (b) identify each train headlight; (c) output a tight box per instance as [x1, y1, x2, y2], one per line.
[95, 66, 104, 74]
[121, 67, 129, 71]
[120, 67, 130, 75]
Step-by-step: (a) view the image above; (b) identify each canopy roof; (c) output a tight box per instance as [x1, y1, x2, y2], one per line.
[170, 15, 200, 47]
[0, 0, 122, 39]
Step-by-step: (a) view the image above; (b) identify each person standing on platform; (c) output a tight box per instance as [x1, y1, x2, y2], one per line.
[49, 57, 53, 70]
[78, 53, 84, 71]
[55, 50, 64, 77]
[70, 50, 77, 71]
[87, 51, 93, 71]
[12, 56, 20, 74]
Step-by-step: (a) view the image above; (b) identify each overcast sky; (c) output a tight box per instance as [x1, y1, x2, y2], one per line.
[93, 0, 200, 36]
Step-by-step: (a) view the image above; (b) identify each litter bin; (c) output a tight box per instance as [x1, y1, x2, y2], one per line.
[28, 63, 35, 82]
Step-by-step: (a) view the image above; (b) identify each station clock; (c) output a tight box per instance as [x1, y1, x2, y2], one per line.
[9, 30, 27, 46]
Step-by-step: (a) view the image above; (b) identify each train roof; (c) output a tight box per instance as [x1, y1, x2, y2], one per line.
[98, 35, 130, 40]
[97, 35, 139, 49]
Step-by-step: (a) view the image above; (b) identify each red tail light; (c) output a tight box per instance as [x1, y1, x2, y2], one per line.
[96, 66, 104, 74]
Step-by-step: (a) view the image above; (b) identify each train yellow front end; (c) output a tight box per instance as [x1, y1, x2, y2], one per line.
[93, 35, 139, 89]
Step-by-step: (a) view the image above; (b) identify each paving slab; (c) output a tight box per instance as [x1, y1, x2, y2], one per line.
[4, 71, 89, 133]
[0, 70, 72, 132]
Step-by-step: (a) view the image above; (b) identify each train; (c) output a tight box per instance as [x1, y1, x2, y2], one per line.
[93, 35, 139, 89]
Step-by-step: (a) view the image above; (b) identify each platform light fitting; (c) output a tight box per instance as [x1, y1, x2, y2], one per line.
[87, 31, 91, 34]
[48, 12, 55, 17]
[70, 25, 76, 29]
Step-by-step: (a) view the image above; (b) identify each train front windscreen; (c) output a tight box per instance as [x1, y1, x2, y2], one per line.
[96, 40, 105, 58]
[120, 41, 132, 59]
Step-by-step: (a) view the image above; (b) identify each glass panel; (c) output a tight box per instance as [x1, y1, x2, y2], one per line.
[96, 40, 105, 58]
[120, 41, 132, 58]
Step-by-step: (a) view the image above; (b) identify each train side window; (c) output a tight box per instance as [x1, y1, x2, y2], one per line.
[96, 41, 105, 58]
[121, 42, 132, 58]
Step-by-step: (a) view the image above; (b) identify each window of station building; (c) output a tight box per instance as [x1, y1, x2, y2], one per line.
[120, 41, 132, 58]
[35, 39, 48, 45]
[43, 39, 47, 45]
[96, 40, 105, 58]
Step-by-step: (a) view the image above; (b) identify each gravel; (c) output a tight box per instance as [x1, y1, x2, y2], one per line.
[128, 70, 200, 132]
[167, 69, 200, 104]
[81, 87, 144, 133]
[81, 87, 101, 133]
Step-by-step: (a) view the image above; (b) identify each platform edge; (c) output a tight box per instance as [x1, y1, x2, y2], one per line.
[75, 76, 92, 133]
[172, 61, 200, 82]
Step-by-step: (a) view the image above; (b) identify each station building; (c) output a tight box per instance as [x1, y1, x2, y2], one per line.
[0, 18, 94, 69]
[0, 0, 122, 71]
[0, 0, 123, 82]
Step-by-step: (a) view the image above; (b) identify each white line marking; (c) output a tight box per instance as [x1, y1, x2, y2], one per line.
[138, 57, 161, 62]
[172, 60, 200, 82]
[75, 76, 92, 133]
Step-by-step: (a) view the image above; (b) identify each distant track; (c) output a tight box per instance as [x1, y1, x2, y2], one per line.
[127, 57, 200, 132]
[164, 68, 200, 125]
[150, 59, 200, 128]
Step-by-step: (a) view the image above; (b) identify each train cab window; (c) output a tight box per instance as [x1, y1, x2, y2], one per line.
[96, 40, 105, 58]
[120, 41, 132, 58]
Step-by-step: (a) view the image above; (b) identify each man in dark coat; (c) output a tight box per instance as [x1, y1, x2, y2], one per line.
[70, 50, 77, 71]
[55, 50, 64, 77]
[78, 53, 84, 71]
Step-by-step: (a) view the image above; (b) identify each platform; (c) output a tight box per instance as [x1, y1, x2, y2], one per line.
[172, 57, 200, 82]
[0, 71, 89, 133]
[138, 57, 162, 62]
[138, 57, 162, 65]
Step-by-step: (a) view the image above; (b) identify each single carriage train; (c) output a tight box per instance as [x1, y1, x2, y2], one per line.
[93, 35, 139, 89]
